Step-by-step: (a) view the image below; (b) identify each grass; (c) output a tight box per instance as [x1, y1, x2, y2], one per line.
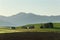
[0, 23, 60, 33]
[16, 23, 60, 32]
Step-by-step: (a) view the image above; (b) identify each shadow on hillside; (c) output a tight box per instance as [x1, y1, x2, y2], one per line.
[0, 32, 60, 40]
[54, 27, 60, 29]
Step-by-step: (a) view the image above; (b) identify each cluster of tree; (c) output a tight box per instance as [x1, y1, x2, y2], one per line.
[21, 25, 34, 29]
[40, 23, 53, 28]
[11, 27, 16, 29]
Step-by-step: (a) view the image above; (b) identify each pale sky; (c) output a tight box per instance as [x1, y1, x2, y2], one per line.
[0, 0, 60, 16]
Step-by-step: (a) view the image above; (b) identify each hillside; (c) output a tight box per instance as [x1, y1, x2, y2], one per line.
[16, 23, 60, 32]
[0, 12, 60, 26]
[0, 23, 60, 33]
[20, 23, 60, 28]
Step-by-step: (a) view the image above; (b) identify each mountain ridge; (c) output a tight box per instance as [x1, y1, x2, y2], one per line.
[0, 12, 60, 26]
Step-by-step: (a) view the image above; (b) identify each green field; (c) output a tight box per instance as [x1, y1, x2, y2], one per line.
[0, 23, 60, 33]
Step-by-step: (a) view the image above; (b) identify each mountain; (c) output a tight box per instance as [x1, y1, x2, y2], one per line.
[0, 12, 60, 26]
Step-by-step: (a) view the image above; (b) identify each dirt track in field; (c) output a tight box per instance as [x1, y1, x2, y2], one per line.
[0, 32, 60, 40]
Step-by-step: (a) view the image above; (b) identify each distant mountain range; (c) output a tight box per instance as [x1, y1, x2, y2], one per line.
[0, 12, 60, 26]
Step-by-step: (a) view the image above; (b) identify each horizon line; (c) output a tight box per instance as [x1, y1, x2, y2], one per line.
[0, 12, 60, 17]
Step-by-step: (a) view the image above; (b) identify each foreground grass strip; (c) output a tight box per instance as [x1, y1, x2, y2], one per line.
[0, 28, 60, 33]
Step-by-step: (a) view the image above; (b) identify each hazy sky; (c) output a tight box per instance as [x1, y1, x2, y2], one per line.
[0, 0, 60, 16]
